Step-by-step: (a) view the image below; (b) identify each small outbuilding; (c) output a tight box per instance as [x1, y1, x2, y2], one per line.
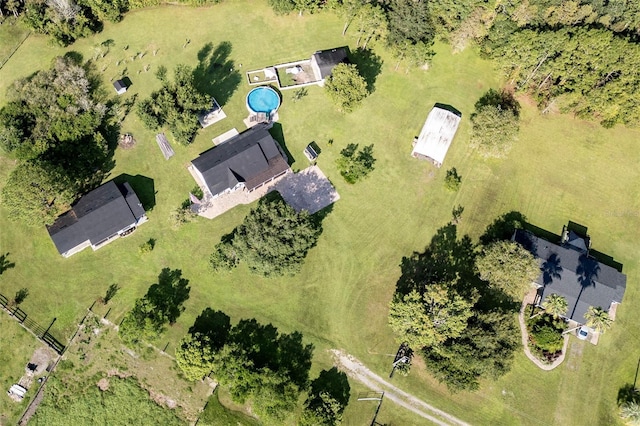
[411, 106, 462, 167]
[113, 79, 127, 95]
[310, 47, 349, 85]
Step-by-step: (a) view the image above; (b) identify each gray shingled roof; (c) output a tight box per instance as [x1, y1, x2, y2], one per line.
[514, 229, 626, 322]
[312, 47, 349, 79]
[47, 181, 145, 255]
[191, 124, 289, 196]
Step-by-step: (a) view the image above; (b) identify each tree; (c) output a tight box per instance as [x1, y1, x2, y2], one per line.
[584, 306, 612, 334]
[540, 293, 568, 319]
[327, 0, 366, 36]
[352, 3, 387, 48]
[210, 197, 321, 277]
[476, 240, 540, 300]
[268, 0, 295, 15]
[335, 143, 376, 183]
[119, 298, 168, 344]
[2, 161, 77, 227]
[386, 0, 435, 67]
[175, 333, 216, 381]
[470, 89, 520, 158]
[388, 284, 474, 350]
[423, 309, 520, 392]
[119, 269, 191, 344]
[136, 64, 209, 145]
[324, 63, 369, 112]
[444, 167, 462, 191]
[12, 288, 29, 306]
[301, 392, 344, 425]
[620, 401, 640, 426]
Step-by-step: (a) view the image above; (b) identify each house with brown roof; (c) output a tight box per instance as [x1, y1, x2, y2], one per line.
[190, 123, 290, 200]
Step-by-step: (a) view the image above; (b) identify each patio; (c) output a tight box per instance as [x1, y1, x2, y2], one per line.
[274, 165, 340, 214]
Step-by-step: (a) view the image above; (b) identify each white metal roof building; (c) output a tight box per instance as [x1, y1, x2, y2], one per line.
[411, 107, 462, 167]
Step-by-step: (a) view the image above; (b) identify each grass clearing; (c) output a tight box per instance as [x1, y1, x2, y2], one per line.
[0, 1, 639, 425]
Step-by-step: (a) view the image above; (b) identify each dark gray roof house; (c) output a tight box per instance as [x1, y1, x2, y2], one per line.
[513, 226, 626, 324]
[310, 47, 349, 82]
[191, 124, 290, 198]
[47, 181, 147, 257]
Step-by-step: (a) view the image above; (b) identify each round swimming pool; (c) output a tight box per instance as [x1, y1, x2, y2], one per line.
[246, 86, 281, 115]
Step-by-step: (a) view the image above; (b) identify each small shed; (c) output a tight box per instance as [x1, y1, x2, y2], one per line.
[303, 144, 319, 162]
[8, 384, 27, 400]
[113, 79, 127, 95]
[411, 106, 462, 167]
[310, 47, 349, 82]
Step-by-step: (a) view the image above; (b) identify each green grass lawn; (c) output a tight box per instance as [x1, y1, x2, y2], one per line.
[1, 1, 640, 425]
[0, 314, 43, 424]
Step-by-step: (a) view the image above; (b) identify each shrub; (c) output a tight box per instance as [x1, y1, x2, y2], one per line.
[444, 167, 462, 191]
[138, 239, 155, 254]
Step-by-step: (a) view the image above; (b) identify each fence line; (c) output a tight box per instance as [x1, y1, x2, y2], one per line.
[0, 292, 66, 354]
[0, 30, 31, 71]
[17, 304, 93, 425]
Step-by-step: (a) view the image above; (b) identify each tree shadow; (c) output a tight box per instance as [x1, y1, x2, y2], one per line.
[307, 367, 351, 410]
[192, 41, 242, 106]
[145, 268, 191, 324]
[114, 173, 156, 211]
[230, 318, 313, 389]
[349, 47, 383, 93]
[569, 254, 600, 319]
[479, 211, 527, 245]
[0, 253, 16, 275]
[618, 383, 640, 405]
[474, 89, 520, 117]
[541, 253, 563, 286]
[269, 122, 295, 165]
[396, 223, 477, 297]
[189, 308, 231, 351]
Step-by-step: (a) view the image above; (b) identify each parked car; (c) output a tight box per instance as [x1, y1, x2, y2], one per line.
[577, 326, 589, 340]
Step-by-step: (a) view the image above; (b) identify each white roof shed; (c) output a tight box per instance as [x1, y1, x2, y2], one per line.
[411, 107, 461, 167]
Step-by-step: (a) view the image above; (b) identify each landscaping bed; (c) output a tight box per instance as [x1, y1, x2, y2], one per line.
[525, 306, 567, 364]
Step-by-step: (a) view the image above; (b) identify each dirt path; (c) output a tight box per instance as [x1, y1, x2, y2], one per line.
[330, 349, 471, 426]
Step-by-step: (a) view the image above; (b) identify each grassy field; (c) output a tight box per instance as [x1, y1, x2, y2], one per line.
[0, 315, 43, 424]
[1, 1, 640, 424]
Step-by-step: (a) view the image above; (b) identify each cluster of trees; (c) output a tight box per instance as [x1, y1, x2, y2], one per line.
[176, 308, 350, 424]
[119, 268, 191, 344]
[136, 65, 210, 145]
[335, 143, 375, 183]
[388, 215, 540, 391]
[422, 0, 640, 127]
[16, 0, 222, 45]
[470, 89, 521, 159]
[210, 196, 321, 277]
[0, 55, 114, 227]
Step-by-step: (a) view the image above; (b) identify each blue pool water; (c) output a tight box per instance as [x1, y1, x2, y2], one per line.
[247, 87, 281, 114]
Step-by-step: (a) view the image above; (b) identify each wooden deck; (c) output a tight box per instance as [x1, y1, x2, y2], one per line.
[156, 133, 175, 160]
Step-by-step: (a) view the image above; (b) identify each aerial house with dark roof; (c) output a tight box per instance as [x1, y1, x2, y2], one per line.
[47, 181, 147, 257]
[513, 224, 626, 328]
[190, 123, 290, 200]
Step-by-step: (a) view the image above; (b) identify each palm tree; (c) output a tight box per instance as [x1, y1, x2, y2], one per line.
[542, 294, 568, 319]
[620, 400, 640, 425]
[584, 306, 613, 334]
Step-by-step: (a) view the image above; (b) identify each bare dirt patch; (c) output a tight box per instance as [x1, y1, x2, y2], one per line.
[97, 378, 110, 391]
